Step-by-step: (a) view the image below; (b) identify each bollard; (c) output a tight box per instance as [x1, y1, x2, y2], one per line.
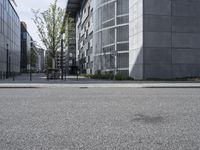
[0, 71, 3, 80]
[13, 71, 15, 81]
[77, 70, 79, 81]
[3, 72, 5, 80]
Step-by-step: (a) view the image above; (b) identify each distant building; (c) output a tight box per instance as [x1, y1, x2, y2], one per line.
[20, 22, 42, 73]
[66, 14, 77, 75]
[30, 40, 39, 72]
[55, 51, 67, 72]
[20, 22, 32, 73]
[37, 48, 45, 72]
[76, 0, 93, 74]
[44, 50, 53, 69]
[0, 0, 21, 78]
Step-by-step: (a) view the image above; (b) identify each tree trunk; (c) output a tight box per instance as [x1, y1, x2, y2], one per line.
[52, 58, 55, 69]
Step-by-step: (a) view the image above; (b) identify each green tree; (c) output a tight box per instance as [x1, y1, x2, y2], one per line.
[32, 0, 73, 68]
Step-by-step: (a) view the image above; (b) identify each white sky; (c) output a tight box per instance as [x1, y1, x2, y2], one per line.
[14, 0, 66, 49]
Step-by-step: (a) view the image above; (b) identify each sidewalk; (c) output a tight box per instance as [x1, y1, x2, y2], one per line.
[1, 73, 200, 88]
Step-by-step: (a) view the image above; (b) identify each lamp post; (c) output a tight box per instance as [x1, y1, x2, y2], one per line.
[30, 42, 33, 81]
[9, 51, 11, 77]
[61, 35, 64, 80]
[114, 1, 117, 80]
[6, 44, 9, 79]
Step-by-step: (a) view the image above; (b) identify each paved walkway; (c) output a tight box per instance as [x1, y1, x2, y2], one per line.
[0, 73, 98, 84]
[1, 73, 200, 88]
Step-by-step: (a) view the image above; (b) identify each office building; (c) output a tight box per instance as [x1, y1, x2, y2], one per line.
[65, 0, 129, 76]
[0, 0, 21, 78]
[129, 0, 200, 79]
[20, 22, 32, 73]
[76, 0, 93, 74]
[93, 0, 129, 76]
[65, 0, 200, 79]
[30, 40, 39, 72]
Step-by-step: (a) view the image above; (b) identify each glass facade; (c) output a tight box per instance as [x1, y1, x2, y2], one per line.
[20, 22, 33, 73]
[0, 0, 20, 75]
[93, 0, 129, 76]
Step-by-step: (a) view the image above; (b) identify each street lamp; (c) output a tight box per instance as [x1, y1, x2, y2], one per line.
[30, 41, 33, 81]
[61, 34, 64, 80]
[6, 44, 9, 79]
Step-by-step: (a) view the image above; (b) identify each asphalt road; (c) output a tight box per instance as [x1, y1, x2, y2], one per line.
[0, 87, 200, 150]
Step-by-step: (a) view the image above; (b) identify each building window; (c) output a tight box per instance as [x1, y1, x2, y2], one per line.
[69, 53, 73, 57]
[69, 60, 72, 66]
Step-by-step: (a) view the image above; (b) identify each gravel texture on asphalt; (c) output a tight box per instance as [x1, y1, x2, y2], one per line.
[0, 87, 200, 150]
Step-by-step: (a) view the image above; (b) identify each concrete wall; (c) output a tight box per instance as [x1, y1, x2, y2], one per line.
[143, 0, 172, 79]
[129, 0, 200, 79]
[129, 0, 144, 79]
[172, 0, 200, 78]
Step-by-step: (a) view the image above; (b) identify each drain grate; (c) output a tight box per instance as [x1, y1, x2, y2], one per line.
[79, 87, 88, 89]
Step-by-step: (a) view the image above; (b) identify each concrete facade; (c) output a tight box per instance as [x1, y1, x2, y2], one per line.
[65, 0, 200, 79]
[129, 0, 200, 79]
[67, 13, 77, 75]
[65, 0, 129, 76]
[37, 48, 45, 72]
[76, 0, 93, 74]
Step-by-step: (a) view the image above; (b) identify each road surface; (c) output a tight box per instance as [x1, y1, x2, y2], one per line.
[0, 87, 200, 149]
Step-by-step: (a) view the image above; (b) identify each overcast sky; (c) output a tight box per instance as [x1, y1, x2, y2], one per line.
[14, 0, 66, 48]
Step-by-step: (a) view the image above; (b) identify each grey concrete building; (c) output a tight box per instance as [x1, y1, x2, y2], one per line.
[64, 0, 93, 75]
[0, 0, 21, 78]
[76, 0, 93, 74]
[66, 12, 77, 75]
[37, 48, 45, 72]
[65, 0, 129, 76]
[129, 0, 200, 79]
[65, 0, 200, 79]
[93, 0, 129, 76]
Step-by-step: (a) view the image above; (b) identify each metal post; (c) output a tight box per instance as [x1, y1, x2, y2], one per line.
[30, 43, 32, 81]
[9, 53, 11, 77]
[65, 68, 67, 80]
[61, 38, 64, 80]
[30, 70, 32, 81]
[77, 68, 79, 81]
[13, 71, 15, 81]
[114, 1, 117, 80]
[6, 44, 9, 79]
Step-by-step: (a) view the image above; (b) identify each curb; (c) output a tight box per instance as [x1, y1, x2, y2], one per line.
[1, 83, 200, 88]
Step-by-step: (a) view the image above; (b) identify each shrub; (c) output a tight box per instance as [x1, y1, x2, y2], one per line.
[82, 73, 134, 81]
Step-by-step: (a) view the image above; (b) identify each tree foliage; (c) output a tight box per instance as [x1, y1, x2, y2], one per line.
[32, 0, 73, 68]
